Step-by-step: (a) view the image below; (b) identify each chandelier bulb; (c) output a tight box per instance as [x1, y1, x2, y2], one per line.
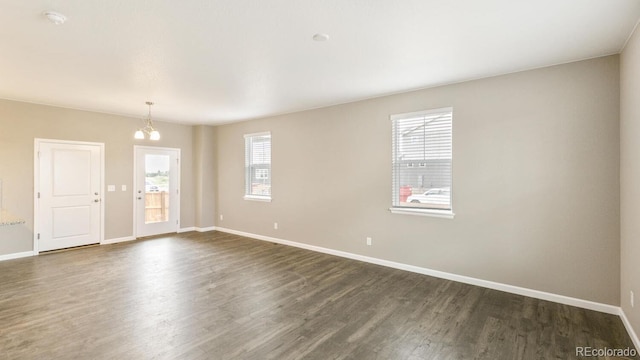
[134, 101, 160, 141]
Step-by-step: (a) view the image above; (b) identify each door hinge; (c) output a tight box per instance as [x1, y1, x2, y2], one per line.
[37, 192, 40, 199]
[37, 233, 40, 240]
[176, 220, 179, 225]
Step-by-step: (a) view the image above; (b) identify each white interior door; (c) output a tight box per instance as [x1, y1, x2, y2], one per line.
[37, 140, 103, 252]
[135, 146, 180, 237]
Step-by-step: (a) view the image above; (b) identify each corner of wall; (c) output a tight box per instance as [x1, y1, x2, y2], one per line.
[620, 17, 640, 351]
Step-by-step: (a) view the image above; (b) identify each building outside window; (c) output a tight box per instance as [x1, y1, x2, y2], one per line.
[244, 132, 271, 201]
[391, 108, 453, 216]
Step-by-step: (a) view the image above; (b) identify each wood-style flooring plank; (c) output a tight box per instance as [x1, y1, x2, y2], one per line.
[0, 231, 637, 359]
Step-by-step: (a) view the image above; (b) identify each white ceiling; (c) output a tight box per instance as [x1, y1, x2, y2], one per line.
[1, 1, 639, 125]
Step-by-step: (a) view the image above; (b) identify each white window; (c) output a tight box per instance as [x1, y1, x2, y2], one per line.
[391, 108, 453, 218]
[244, 132, 271, 201]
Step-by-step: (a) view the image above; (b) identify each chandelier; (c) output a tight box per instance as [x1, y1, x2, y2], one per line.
[134, 101, 160, 140]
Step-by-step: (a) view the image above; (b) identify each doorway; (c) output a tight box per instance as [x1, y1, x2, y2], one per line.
[35, 139, 104, 252]
[134, 146, 180, 237]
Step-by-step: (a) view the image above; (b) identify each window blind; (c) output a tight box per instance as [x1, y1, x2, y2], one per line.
[244, 132, 271, 198]
[392, 108, 452, 210]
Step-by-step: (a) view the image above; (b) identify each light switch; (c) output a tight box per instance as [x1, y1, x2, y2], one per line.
[107, 185, 116, 192]
[121, 185, 127, 191]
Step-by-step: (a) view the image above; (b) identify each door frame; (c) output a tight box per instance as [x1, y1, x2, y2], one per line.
[34, 138, 105, 254]
[133, 146, 181, 238]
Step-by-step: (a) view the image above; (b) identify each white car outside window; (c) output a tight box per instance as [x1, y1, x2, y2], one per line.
[406, 188, 450, 205]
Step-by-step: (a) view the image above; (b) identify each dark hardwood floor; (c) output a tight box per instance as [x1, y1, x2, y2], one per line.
[0, 231, 636, 359]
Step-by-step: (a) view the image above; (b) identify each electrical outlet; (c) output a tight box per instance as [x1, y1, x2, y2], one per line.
[274, 222, 278, 230]
[219, 214, 223, 221]
[632, 291, 635, 308]
[366, 237, 372, 246]
[121, 185, 127, 191]
[107, 185, 115, 192]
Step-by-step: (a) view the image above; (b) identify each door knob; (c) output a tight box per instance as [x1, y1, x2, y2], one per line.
[137, 197, 142, 200]
[94, 199, 100, 203]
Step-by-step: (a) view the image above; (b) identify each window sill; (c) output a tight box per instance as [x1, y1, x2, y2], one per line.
[389, 207, 455, 219]
[244, 195, 272, 202]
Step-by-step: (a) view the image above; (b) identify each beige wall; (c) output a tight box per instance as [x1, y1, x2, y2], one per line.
[0, 100, 196, 254]
[621, 25, 640, 332]
[193, 125, 217, 228]
[0, 54, 623, 308]
[216, 56, 621, 305]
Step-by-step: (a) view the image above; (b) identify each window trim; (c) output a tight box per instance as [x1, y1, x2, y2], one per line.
[390, 107, 453, 218]
[243, 194, 272, 202]
[244, 131, 272, 201]
[389, 207, 454, 219]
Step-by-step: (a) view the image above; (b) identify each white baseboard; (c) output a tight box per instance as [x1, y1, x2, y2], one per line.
[620, 308, 640, 351]
[101, 236, 136, 245]
[214, 226, 619, 315]
[196, 226, 216, 232]
[0, 251, 34, 262]
[179, 226, 216, 233]
[102, 227, 215, 243]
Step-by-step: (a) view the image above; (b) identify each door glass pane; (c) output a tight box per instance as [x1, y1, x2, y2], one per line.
[145, 154, 170, 224]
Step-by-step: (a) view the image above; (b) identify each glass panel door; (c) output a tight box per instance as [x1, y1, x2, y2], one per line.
[135, 146, 180, 237]
[144, 154, 170, 224]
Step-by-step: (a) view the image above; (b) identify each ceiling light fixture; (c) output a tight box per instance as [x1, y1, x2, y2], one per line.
[134, 102, 160, 141]
[312, 33, 330, 42]
[44, 11, 67, 25]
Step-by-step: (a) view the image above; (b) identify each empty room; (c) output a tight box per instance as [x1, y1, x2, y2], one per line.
[2, 1, 640, 359]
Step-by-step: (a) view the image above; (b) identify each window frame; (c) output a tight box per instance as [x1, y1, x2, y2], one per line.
[244, 131, 272, 202]
[389, 107, 454, 219]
